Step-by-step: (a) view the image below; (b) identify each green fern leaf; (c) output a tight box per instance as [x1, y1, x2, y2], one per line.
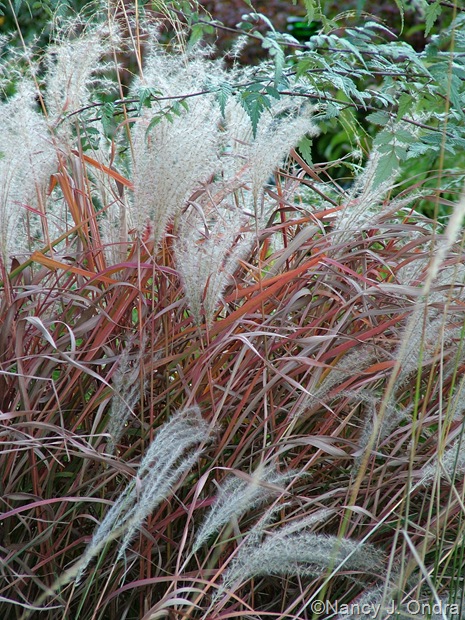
[216, 82, 233, 118]
[425, 0, 442, 37]
[240, 85, 272, 138]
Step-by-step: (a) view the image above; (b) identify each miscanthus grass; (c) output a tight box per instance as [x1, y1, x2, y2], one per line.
[173, 106, 315, 325]
[45, 24, 114, 131]
[192, 464, 298, 553]
[3, 6, 465, 620]
[131, 50, 316, 325]
[129, 54, 222, 246]
[0, 22, 117, 264]
[218, 517, 384, 598]
[76, 406, 211, 582]
[0, 83, 56, 263]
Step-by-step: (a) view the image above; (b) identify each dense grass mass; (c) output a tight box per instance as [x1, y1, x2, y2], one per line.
[1, 1, 465, 619]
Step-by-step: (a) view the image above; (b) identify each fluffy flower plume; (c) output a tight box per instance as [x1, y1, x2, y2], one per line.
[175, 203, 254, 327]
[76, 407, 211, 582]
[193, 465, 298, 553]
[45, 24, 114, 129]
[0, 84, 56, 262]
[220, 521, 383, 595]
[129, 53, 222, 245]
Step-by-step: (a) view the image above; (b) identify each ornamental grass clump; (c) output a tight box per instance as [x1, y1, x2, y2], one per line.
[172, 106, 316, 326]
[3, 3, 465, 619]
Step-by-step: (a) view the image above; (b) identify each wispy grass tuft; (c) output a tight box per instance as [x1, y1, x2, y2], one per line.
[193, 464, 298, 553]
[107, 334, 147, 453]
[129, 51, 222, 244]
[220, 522, 384, 596]
[0, 83, 56, 262]
[76, 406, 211, 582]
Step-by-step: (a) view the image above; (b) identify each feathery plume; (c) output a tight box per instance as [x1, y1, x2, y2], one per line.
[247, 102, 318, 209]
[343, 391, 409, 464]
[332, 149, 396, 245]
[173, 95, 316, 326]
[220, 523, 383, 595]
[107, 335, 147, 454]
[221, 97, 317, 208]
[129, 52, 222, 245]
[175, 203, 254, 327]
[45, 22, 116, 132]
[193, 465, 298, 553]
[421, 435, 465, 486]
[76, 406, 211, 582]
[0, 83, 56, 263]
